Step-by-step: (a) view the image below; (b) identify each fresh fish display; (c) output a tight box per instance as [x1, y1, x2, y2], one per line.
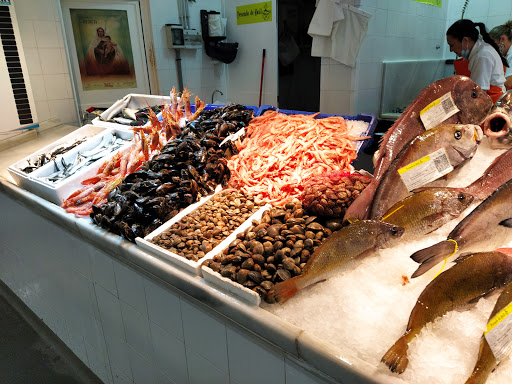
[410, 178, 512, 278]
[344, 76, 493, 222]
[370, 124, 482, 220]
[38, 133, 130, 183]
[482, 91, 512, 149]
[267, 220, 404, 303]
[382, 250, 512, 374]
[381, 188, 474, 239]
[416, 146, 512, 201]
[21, 137, 87, 173]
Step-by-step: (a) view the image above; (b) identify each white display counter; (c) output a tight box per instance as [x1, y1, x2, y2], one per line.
[0, 177, 380, 384]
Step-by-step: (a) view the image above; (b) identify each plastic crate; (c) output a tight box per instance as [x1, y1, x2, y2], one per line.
[257, 105, 377, 154]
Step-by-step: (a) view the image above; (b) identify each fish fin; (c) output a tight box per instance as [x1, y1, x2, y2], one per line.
[410, 240, 457, 278]
[381, 335, 409, 374]
[499, 218, 512, 228]
[453, 252, 474, 264]
[267, 277, 300, 304]
[495, 247, 512, 256]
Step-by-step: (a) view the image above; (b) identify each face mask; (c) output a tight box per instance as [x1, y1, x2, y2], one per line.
[499, 43, 505, 55]
[461, 40, 470, 59]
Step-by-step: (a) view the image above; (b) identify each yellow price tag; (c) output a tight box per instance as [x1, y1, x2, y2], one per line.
[398, 155, 431, 174]
[486, 302, 512, 335]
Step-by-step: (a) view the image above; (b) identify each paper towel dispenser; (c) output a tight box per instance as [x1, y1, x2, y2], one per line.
[200, 10, 238, 64]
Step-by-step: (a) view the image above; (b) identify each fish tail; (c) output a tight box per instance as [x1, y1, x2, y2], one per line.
[410, 240, 457, 278]
[269, 277, 301, 304]
[381, 335, 409, 374]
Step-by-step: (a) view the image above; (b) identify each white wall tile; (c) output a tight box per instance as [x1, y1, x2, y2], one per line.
[38, 48, 65, 74]
[145, 279, 184, 341]
[44, 74, 71, 100]
[89, 248, 118, 296]
[150, 322, 189, 384]
[181, 299, 229, 373]
[114, 259, 149, 317]
[105, 333, 134, 382]
[127, 345, 155, 384]
[86, 341, 114, 384]
[121, 301, 153, 358]
[48, 98, 77, 124]
[227, 325, 285, 384]
[96, 283, 126, 341]
[186, 347, 229, 384]
[14, 0, 56, 21]
[24, 48, 42, 75]
[18, 19, 37, 48]
[29, 75, 47, 101]
[33, 20, 61, 48]
[35, 100, 51, 121]
[111, 365, 133, 384]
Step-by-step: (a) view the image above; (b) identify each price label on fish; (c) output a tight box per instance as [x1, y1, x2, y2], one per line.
[398, 148, 453, 191]
[420, 92, 459, 130]
[484, 301, 512, 361]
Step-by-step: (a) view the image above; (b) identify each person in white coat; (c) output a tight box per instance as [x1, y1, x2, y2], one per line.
[446, 19, 507, 103]
[490, 20, 512, 91]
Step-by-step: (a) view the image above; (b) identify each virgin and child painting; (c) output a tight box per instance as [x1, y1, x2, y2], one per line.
[70, 9, 137, 90]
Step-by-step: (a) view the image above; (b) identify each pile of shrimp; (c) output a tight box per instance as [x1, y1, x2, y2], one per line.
[227, 110, 368, 206]
[61, 87, 206, 216]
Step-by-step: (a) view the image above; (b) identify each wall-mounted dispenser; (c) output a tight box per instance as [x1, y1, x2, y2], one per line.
[200, 10, 238, 64]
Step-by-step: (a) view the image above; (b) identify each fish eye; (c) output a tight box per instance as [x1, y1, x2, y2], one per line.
[458, 193, 465, 201]
[454, 130, 462, 140]
[391, 228, 399, 236]
[471, 90, 477, 98]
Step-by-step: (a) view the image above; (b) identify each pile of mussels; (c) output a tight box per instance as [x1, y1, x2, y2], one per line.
[90, 105, 254, 242]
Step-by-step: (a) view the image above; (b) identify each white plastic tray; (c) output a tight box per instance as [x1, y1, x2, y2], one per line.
[136, 189, 269, 276]
[8, 125, 107, 196]
[201, 205, 271, 306]
[92, 93, 171, 130]
[12, 127, 133, 205]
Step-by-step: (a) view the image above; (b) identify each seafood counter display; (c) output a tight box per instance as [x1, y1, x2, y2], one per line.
[13, 77, 512, 384]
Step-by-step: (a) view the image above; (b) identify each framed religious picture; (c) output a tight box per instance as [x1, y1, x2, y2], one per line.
[69, 8, 137, 91]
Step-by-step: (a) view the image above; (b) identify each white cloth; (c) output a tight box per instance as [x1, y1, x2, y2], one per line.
[308, 1, 371, 67]
[506, 49, 512, 78]
[468, 38, 506, 92]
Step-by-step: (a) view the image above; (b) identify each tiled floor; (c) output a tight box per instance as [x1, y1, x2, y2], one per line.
[0, 279, 103, 384]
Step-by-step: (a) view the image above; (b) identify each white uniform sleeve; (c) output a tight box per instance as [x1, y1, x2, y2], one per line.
[470, 54, 493, 90]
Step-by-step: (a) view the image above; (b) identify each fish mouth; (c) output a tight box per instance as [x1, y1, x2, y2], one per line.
[483, 110, 512, 138]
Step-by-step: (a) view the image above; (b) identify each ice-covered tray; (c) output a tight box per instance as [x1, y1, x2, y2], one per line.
[13, 127, 133, 205]
[91, 93, 171, 129]
[8, 125, 107, 194]
[257, 105, 377, 153]
[135, 188, 268, 276]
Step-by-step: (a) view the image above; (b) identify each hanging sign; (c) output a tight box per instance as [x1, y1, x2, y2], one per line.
[236, 2, 272, 25]
[413, 0, 442, 8]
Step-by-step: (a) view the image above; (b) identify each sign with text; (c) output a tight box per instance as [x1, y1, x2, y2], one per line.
[413, 0, 442, 8]
[236, 2, 272, 25]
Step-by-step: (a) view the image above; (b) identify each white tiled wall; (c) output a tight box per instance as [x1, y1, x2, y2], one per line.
[317, 0, 512, 117]
[0, 193, 338, 384]
[150, 0, 227, 103]
[13, 0, 77, 125]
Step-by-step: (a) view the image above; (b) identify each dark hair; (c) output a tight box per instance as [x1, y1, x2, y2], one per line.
[105, 36, 111, 39]
[447, 19, 508, 67]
